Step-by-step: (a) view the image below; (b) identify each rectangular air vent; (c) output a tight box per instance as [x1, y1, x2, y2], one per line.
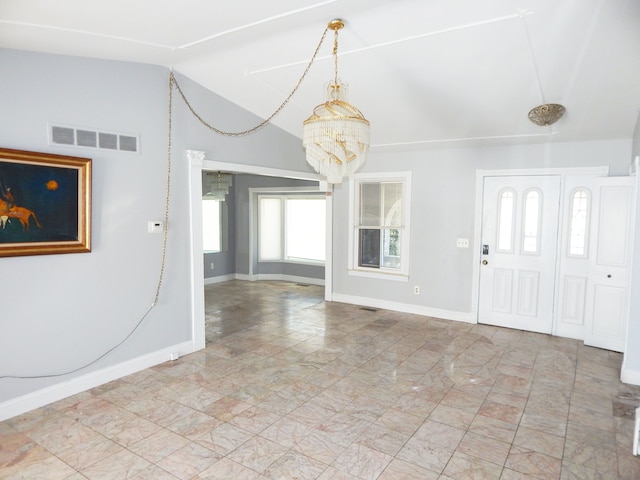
[49, 123, 139, 153]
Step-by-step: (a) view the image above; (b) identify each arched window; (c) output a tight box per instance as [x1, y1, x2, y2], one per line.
[522, 189, 541, 254]
[568, 189, 590, 256]
[497, 189, 516, 252]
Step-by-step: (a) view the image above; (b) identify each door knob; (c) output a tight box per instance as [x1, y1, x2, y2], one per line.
[482, 260, 488, 265]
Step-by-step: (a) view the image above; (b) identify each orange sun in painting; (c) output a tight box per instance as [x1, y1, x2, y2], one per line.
[46, 180, 58, 191]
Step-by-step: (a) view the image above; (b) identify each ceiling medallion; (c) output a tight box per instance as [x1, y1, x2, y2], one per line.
[528, 103, 566, 126]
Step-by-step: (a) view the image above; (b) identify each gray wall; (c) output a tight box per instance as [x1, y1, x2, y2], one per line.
[332, 140, 632, 314]
[0, 49, 307, 406]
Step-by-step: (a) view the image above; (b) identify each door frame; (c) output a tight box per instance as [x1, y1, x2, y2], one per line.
[187, 150, 332, 353]
[472, 166, 609, 327]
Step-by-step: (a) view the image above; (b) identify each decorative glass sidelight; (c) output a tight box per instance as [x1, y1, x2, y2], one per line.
[522, 189, 541, 254]
[568, 188, 590, 257]
[497, 189, 516, 252]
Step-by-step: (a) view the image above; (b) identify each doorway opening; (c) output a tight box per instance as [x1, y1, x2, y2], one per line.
[188, 152, 332, 352]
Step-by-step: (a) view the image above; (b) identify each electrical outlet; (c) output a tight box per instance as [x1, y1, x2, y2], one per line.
[210, 262, 215, 270]
[414, 286, 420, 295]
[456, 238, 469, 248]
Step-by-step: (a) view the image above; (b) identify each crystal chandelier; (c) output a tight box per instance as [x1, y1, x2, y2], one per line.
[528, 103, 566, 126]
[204, 172, 232, 201]
[303, 19, 370, 184]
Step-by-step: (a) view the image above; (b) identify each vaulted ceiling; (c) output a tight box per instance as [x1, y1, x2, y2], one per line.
[2, 0, 640, 151]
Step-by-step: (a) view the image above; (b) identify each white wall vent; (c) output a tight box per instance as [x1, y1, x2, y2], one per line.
[49, 123, 139, 153]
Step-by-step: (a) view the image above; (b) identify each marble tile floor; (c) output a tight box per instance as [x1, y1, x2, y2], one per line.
[3, 279, 640, 479]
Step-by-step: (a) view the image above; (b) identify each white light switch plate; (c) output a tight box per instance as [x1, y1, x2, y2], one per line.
[148, 220, 163, 233]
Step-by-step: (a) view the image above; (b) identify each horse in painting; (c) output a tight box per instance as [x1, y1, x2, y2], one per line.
[0, 199, 41, 231]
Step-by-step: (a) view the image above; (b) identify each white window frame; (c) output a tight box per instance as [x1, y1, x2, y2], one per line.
[258, 193, 326, 265]
[348, 171, 411, 281]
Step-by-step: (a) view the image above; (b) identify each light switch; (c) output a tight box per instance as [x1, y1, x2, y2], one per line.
[148, 220, 164, 233]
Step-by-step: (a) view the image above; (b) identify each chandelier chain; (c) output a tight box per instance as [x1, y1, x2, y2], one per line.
[169, 24, 330, 137]
[153, 71, 174, 306]
[333, 27, 339, 86]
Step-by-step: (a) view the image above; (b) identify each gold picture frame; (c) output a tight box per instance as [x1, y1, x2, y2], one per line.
[0, 148, 91, 257]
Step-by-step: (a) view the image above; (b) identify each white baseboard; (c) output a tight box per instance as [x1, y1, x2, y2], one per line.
[330, 293, 476, 324]
[233, 273, 325, 286]
[621, 364, 640, 386]
[0, 340, 195, 422]
[204, 274, 236, 285]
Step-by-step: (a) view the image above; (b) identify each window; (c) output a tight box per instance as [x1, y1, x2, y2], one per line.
[202, 198, 221, 252]
[568, 188, 590, 256]
[350, 172, 411, 278]
[522, 189, 541, 254]
[286, 198, 326, 262]
[497, 189, 515, 252]
[258, 195, 326, 263]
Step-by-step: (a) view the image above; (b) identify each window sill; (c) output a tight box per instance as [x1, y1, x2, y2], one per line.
[347, 269, 409, 282]
[260, 259, 326, 267]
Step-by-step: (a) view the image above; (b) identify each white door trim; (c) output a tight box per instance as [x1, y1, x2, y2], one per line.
[472, 166, 610, 324]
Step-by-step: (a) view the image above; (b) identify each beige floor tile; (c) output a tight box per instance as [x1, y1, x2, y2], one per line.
[226, 435, 289, 474]
[505, 445, 562, 479]
[396, 436, 455, 473]
[82, 449, 152, 480]
[441, 451, 503, 480]
[512, 425, 565, 459]
[456, 431, 510, 465]
[2, 280, 640, 480]
[194, 458, 265, 479]
[156, 442, 222, 480]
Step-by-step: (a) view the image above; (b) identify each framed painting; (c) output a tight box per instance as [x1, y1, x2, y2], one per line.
[0, 148, 91, 257]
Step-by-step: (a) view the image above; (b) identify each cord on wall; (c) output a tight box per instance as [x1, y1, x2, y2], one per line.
[0, 304, 156, 379]
[0, 86, 174, 380]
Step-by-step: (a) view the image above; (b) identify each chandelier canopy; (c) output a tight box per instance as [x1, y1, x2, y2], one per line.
[303, 19, 370, 184]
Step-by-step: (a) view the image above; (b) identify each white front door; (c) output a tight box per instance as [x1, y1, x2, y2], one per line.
[478, 175, 561, 333]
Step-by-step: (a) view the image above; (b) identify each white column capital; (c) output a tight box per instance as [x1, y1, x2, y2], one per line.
[186, 150, 205, 167]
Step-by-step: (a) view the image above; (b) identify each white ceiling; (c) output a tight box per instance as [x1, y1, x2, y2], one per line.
[2, 0, 640, 151]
